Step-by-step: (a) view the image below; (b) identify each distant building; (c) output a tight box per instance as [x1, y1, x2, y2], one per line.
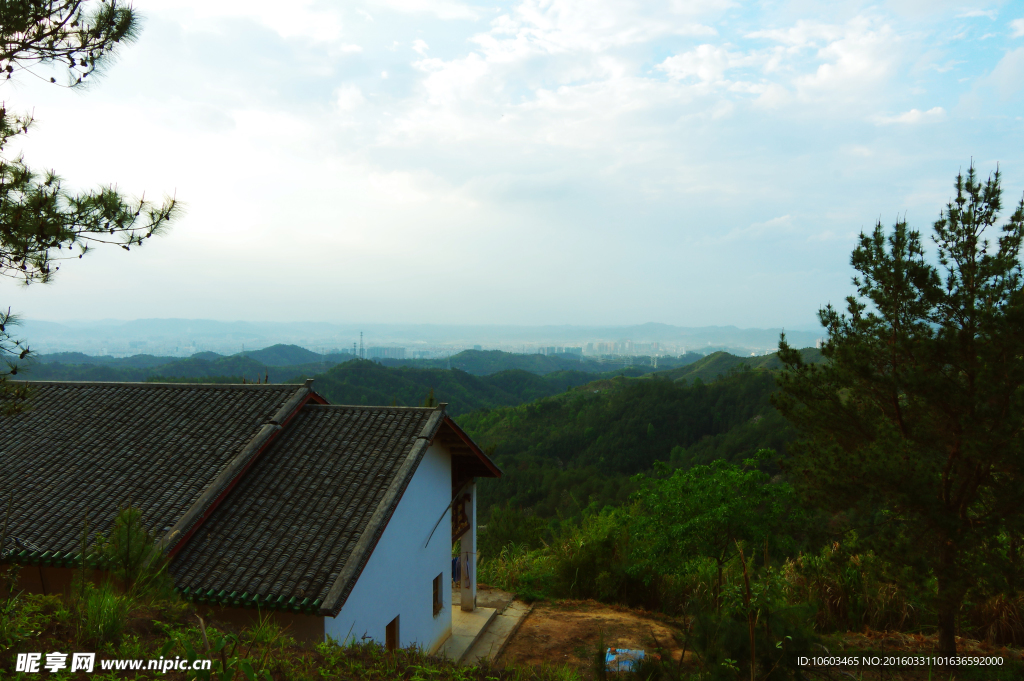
[367, 347, 406, 360]
[472, 345, 482, 351]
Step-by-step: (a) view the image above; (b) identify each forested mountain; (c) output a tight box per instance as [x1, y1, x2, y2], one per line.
[460, 367, 798, 520]
[243, 344, 327, 366]
[20, 346, 710, 382]
[650, 346, 824, 384]
[19, 355, 325, 383]
[29, 352, 185, 369]
[308, 360, 599, 416]
[380, 349, 705, 376]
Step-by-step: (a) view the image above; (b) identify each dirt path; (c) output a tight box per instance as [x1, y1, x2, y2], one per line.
[499, 599, 1024, 680]
[498, 600, 685, 677]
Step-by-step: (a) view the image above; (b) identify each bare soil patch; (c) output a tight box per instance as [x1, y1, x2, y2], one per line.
[499, 600, 1024, 681]
[498, 599, 685, 677]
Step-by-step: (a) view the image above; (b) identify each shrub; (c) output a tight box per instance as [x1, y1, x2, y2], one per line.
[80, 582, 129, 645]
[93, 505, 175, 601]
[478, 542, 555, 601]
[479, 504, 548, 558]
[785, 536, 918, 633]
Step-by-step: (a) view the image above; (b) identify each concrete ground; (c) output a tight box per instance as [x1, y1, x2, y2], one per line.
[440, 586, 533, 665]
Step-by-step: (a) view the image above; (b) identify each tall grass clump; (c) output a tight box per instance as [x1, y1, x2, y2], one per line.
[79, 581, 130, 645]
[784, 535, 918, 633]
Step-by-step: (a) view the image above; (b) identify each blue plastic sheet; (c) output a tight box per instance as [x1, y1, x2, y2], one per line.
[605, 648, 645, 673]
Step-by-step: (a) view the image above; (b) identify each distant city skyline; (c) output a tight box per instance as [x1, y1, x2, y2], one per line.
[2, 1, 1021, 327]
[14, 318, 824, 358]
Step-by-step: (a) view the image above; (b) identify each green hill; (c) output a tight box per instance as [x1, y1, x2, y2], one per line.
[19, 355, 322, 384]
[460, 365, 806, 521]
[305, 360, 598, 416]
[243, 344, 328, 366]
[380, 349, 705, 376]
[30, 352, 180, 368]
[654, 347, 824, 384]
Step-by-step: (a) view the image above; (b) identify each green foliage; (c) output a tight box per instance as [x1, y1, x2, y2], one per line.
[655, 348, 824, 385]
[784, 535, 920, 633]
[311, 359, 598, 416]
[0, 308, 30, 413]
[241, 344, 325, 366]
[379, 348, 705, 376]
[0, 578, 62, 657]
[548, 509, 636, 602]
[79, 582, 129, 645]
[774, 165, 1024, 655]
[465, 371, 795, 522]
[92, 505, 175, 600]
[479, 504, 548, 557]
[0, 0, 139, 86]
[1, 559, 586, 681]
[0, 1, 179, 404]
[478, 543, 554, 602]
[629, 452, 799, 610]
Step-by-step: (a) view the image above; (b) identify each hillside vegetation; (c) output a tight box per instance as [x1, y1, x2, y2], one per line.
[462, 367, 798, 521]
[381, 348, 705, 375]
[308, 360, 601, 416]
[21, 354, 328, 384]
[649, 346, 824, 384]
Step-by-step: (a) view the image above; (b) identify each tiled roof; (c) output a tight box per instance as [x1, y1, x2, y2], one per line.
[169, 405, 444, 616]
[0, 382, 310, 564]
[2, 383, 500, 616]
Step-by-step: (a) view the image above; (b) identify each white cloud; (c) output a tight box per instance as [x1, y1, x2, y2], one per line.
[718, 215, 801, 243]
[658, 45, 736, 83]
[372, 0, 481, 20]
[6, 0, 1022, 328]
[791, 19, 899, 101]
[957, 9, 997, 19]
[479, 0, 719, 59]
[335, 85, 366, 111]
[146, 0, 346, 42]
[987, 47, 1024, 97]
[872, 106, 946, 124]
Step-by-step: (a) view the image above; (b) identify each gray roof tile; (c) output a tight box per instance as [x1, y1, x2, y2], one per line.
[0, 382, 304, 556]
[169, 405, 440, 614]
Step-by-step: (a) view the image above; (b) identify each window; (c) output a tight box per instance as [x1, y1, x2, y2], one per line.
[433, 573, 444, 616]
[386, 616, 399, 651]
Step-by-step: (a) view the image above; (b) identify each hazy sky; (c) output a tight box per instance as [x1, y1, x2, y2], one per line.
[2, 0, 1023, 328]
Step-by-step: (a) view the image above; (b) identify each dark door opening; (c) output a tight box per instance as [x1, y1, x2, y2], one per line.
[385, 615, 399, 651]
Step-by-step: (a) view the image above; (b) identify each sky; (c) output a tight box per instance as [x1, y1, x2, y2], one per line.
[1, 0, 1023, 329]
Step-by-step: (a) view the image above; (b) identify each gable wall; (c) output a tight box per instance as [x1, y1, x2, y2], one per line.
[324, 442, 452, 652]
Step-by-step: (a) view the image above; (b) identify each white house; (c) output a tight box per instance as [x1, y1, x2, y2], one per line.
[0, 380, 501, 652]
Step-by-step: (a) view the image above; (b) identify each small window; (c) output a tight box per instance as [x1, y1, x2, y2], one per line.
[386, 615, 399, 651]
[433, 573, 444, 616]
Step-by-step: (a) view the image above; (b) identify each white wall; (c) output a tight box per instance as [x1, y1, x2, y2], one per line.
[325, 443, 453, 653]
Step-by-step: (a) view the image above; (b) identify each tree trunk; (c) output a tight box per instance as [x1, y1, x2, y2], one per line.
[716, 560, 723, 614]
[936, 543, 960, 659]
[936, 603, 958, 658]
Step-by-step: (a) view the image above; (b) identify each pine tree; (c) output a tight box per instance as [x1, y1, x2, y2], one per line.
[773, 165, 1024, 657]
[0, 1, 180, 408]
